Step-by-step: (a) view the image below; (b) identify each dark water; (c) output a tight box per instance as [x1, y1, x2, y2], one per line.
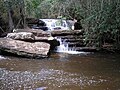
[0, 52, 120, 90]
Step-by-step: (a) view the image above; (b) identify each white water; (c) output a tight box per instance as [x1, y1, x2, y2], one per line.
[0, 55, 6, 60]
[56, 38, 89, 54]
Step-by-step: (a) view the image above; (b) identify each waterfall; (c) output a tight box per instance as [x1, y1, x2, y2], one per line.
[56, 37, 87, 54]
[56, 38, 73, 52]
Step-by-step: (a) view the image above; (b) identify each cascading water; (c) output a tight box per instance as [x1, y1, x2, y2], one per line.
[0, 55, 6, 60]
[56, 37, 88, 54]
[56, 38, 72, 52]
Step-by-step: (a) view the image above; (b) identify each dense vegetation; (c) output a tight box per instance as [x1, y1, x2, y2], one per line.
[0, 0, 120, 50]
[0, 0, 25, 34]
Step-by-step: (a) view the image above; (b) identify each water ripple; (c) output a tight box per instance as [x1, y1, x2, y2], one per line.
[0, 68, 108, 90]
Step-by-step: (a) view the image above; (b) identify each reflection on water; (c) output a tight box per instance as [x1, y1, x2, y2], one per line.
[0, 53, 120, 90]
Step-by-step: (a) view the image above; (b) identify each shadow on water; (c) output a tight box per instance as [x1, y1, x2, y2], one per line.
[0, 52, 120, 90]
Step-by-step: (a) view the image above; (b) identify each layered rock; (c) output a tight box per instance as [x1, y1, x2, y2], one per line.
[7, 32, 35, 41]
[0, 29, 59, 58]
[7, 30, 59, 48]
[0, 38, 50, 58]
[51, 30, 96, 52]
[13, 29, 51, 37]
[51, 30, 83, 36]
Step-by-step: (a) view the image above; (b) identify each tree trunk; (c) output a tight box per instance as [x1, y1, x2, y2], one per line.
[8, 9, 14, 32]
[20, 0, 26, 29]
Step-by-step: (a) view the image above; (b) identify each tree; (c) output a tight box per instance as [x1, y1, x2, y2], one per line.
[1, 0, 120, 49]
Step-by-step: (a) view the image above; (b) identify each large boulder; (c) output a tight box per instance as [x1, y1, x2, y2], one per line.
[0, 29, 60, 58]
[0, 38, 50, 58]
[6, 31, 60, 50]
[7, 32, 54, 41]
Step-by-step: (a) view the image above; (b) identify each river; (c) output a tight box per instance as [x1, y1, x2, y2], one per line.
[0, 52, 120, 90]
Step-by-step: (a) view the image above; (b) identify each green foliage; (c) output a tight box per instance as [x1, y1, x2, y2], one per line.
[0, 0, 7, 21]
[1, 0, 120, 49]
[24, 0, 83, 19]
[0, 0, 25, 32]
[25, 0, 42, 18]
[79, 0, 120, 49]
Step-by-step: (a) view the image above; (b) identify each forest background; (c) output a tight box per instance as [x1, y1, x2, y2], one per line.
[0, 0, 120, 50]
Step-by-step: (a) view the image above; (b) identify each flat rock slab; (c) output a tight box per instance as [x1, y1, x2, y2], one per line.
[7, 32, 35, 41]
[51, 30, 83, 36]
[6, 32, 54, 41]
[0, 38, 50, 58]
[13, 29, 51, 37]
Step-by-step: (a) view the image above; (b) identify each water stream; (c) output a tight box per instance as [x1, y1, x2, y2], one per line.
[0, 52, 120, 90]
[56, 37, 88, 55]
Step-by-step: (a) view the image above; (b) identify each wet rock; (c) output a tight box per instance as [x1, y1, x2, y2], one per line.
[51, 30, 83, 36]
[0, 38, 50, 58]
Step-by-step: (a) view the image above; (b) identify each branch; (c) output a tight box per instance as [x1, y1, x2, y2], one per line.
[0, 26, 5, 32]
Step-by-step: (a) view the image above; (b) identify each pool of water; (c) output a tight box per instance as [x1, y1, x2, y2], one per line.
[0, 52, 120, 90]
